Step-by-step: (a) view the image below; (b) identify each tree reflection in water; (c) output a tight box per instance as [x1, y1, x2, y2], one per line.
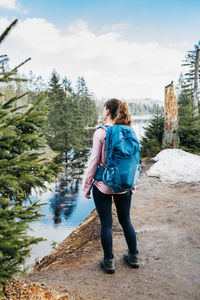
[50, 131, 93, 225]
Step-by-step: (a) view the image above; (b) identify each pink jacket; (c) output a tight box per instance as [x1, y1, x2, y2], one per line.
[82, 123, 113, 196]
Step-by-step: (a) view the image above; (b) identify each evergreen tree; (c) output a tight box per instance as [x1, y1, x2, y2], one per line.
[140, 110, 164, 157]
[63, 76, 88, 151]
[182, 41, 200, 114]
[0, 20, 62, 290]
[45, 70, 66, 151]
[62, 76, 73, 96]
[177, 42, 200, 154]
[177, 74, 200, 153]
[76, 76, 98, 128]
[27, 71, 48, 105]
[46, 71, 84, 153]
[46, 73, 98, 154]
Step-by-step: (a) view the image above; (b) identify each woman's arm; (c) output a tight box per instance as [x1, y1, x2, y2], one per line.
[82, 129, 104, 198]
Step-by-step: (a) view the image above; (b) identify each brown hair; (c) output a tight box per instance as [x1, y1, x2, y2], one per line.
[104, 98, 131, 126]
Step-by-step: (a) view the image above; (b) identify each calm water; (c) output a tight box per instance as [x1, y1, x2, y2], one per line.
[132, 115, 152, 140]
[26, 116, 151, 267]
[26, 148, 95, 267]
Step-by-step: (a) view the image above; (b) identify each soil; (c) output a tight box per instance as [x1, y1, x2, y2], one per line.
[7, 161, 200, 299]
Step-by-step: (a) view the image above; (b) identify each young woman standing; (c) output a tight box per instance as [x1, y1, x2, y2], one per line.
[82, 98, 139, 274]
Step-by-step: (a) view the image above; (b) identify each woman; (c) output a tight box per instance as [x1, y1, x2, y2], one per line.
[82, 98, 139, 274]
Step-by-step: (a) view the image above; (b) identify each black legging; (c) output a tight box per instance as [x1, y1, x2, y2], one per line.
[92, 184, 138, 259]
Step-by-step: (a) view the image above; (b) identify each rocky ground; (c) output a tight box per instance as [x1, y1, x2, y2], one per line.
[3, 162, 200, 300]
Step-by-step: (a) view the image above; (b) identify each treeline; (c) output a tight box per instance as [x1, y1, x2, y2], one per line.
[128, 101, 163, 115]
[96, 98, 163, 116]
[141, 42, 200, 157]
[38, 71, 97, 154]
[1, 71, 98, 155]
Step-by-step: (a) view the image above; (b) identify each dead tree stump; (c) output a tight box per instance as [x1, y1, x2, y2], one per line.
[162, 81, 179, 148]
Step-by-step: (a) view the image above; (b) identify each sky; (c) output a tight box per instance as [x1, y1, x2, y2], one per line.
[0, 0, 199, 101]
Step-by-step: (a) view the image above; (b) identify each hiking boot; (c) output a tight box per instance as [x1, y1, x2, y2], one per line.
[123, 251, 139, 268]
[100, 258, 115, 274]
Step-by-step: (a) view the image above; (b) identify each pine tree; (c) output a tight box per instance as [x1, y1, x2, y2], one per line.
[0, 20, 62, 289]
[140, 110, 164, 157]
[177, 74, 200, 153]
[46, 73, 98, 154]
[182, 42, 200, 115]
[46, 71, 84, 153]
[177, 43, 200, 154]
[27, 71, 48, 105]
[76, 76, 98, 128]
[45, 70, 67, 151]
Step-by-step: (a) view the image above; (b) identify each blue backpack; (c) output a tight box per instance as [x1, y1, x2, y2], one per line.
[94, 124, 142, 193]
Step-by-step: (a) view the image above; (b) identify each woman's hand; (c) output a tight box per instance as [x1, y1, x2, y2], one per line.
[132, 186, 137, 195]
[84, 192, 91, 199]
[82, 184, 92, 199]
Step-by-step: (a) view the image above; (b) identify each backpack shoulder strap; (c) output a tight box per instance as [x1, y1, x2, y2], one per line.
[96, 124, 109, 131]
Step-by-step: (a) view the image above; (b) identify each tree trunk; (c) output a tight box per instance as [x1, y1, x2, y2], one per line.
[193, 48, 200, 116]
[162, 81, 179, 148]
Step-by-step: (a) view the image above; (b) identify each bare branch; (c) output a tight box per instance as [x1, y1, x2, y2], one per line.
[0, 19, 18, 44]
[11, 57, 31, 72]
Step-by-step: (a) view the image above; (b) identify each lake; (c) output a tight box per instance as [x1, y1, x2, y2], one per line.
[26, 115, 152, 267]
[131, 114, 152, 140]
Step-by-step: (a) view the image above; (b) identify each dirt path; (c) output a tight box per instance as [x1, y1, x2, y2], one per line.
[20, 162, 200, 300]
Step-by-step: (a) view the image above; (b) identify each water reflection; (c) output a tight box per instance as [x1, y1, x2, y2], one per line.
[26, 146, 95, 266]
[25, 129, 96, 266]
[49, 136, 93, 225]
[50, 189, 77, 224]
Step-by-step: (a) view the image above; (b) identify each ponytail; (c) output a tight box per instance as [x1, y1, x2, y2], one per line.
[104, 99, 132, 126]
[114, 102, 132, 126]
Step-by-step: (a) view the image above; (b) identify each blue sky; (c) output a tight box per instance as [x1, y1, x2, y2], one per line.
[0, 0, 199, 100]
[1, 0, 199, 44]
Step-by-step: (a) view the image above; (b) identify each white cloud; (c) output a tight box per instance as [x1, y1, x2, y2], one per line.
[0, 17, 188, 100]
[0, 0, 26, 13]
[0, 0, 17, 10]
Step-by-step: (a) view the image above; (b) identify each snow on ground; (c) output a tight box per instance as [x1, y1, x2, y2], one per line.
[146, 149, 200, 183]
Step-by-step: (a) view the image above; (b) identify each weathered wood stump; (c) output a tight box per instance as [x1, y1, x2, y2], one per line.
[162, 81, 179, 148]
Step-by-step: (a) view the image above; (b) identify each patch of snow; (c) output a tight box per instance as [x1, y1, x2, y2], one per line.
[146, 149, 200, 183]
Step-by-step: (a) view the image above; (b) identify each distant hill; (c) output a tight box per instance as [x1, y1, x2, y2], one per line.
[127, 98, 164, 115]
[126, 97, 163, 104]
[96, 98, 164, 116]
